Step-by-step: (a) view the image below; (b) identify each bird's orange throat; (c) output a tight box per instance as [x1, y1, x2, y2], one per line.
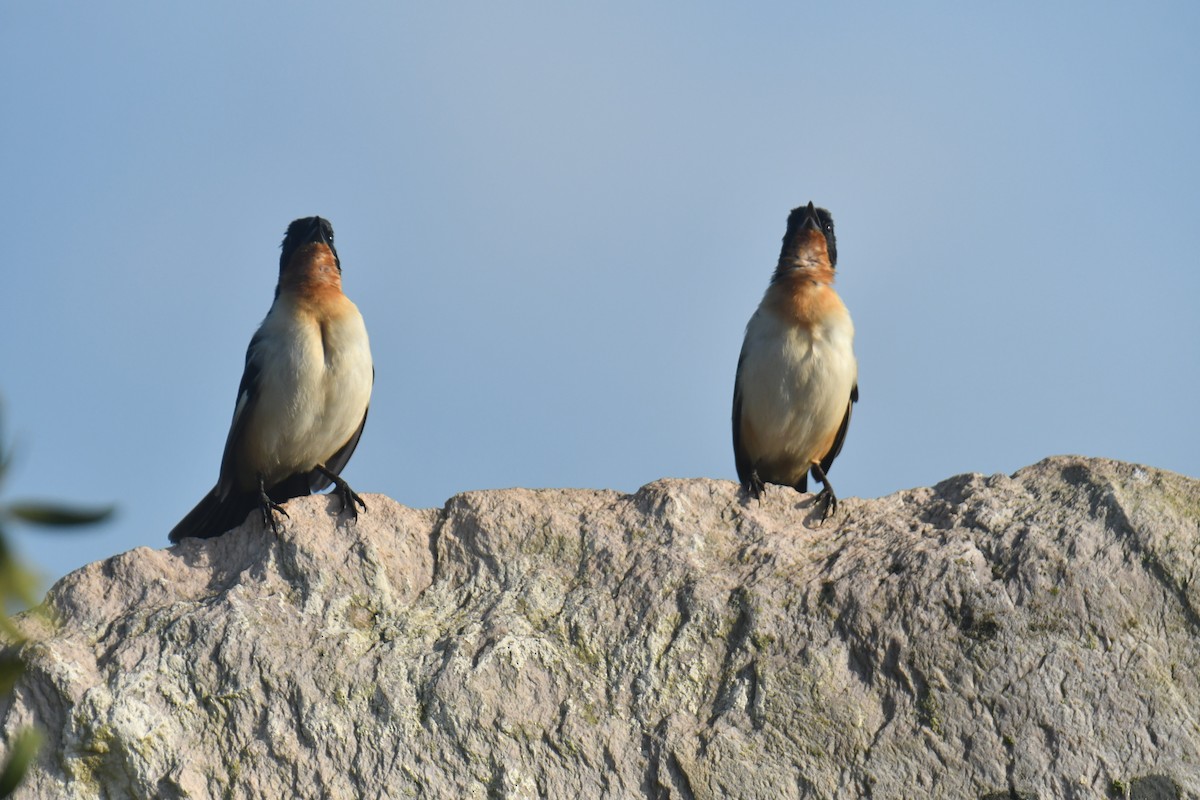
[278, 243, 344, 303]
[765, 265, 842, 330]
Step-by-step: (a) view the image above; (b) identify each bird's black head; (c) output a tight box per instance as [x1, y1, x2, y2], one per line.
[775, 202, 837, 278]
[280, 216, 339, 274]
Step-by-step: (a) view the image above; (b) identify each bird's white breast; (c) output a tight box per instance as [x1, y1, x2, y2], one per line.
[737, 298, 856, 484]
[246, 296, 373, 486]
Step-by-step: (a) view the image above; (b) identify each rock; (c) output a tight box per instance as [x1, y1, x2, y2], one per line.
[1, 456, 1198, 799]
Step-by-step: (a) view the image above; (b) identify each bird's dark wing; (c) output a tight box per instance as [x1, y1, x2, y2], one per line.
[169, 331, 267, 542]
[818, 382, 858, 476]
[168, 485, 259, 543]
[732, 347, 754, 487]
[215, 328, 267, 498]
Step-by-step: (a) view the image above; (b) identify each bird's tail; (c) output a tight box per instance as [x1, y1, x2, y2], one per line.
[168, 487, 257, 543]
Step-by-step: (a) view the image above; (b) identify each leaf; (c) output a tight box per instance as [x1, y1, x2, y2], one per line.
[0, 544, 39, 612]
[0, 653, 22, 696]
[0, 728, 40, 798]
[6, 503, 114, 528]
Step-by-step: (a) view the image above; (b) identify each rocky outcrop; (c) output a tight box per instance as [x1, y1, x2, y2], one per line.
[1, 457, 1198, 799]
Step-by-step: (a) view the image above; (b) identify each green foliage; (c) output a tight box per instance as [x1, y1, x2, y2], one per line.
[5, 503, 115, 528]
[0, 730, 40, 798]
[0, 411, 113, 798]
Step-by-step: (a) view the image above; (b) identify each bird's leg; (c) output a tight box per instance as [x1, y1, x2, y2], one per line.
[808, 463, 839, 523]
[258, 474, 290, 534]
[315, 464, 367, 520]
[746, 468, 766, 500]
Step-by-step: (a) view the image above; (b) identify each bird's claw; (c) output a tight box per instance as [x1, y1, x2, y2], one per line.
[257, 474, 290, 534]
[259, 496, 289, 535]
[338, 483, 367, 521]
[745, 470, 766, 501]
[813, 487, 838, 525]
[315, 464, 367, 525]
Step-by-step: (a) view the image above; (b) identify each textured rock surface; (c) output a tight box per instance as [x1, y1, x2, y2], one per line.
[1, 456, 1199, 799]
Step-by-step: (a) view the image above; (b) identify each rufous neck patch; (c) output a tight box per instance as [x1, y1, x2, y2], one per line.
[279, 243, 342, 298]
[766, 269, 842, 330]
[786, 229, 830, 270]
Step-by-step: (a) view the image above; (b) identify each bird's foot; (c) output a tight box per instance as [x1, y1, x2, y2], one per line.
[336, 481, 367, 521]
[808, 464, 839, 525]
[813, 487, 838, 524]
[316, 465, 367, 523]
[258, 479, 290, 535]
[745, 470, 766, 501]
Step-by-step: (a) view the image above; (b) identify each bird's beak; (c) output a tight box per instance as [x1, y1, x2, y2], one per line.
[310, 220, 330, 247]
[800, 202, 820, 232]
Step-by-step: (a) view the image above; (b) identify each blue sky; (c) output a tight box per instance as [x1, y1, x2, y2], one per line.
[2, 3, 1197, 590]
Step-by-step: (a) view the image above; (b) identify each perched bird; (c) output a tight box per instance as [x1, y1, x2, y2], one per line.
[169, 216, 374, 543]
[732, 202, 858, 520]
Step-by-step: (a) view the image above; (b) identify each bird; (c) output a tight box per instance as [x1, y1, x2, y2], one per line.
[731, 202, 858, 521]
[168, 216, 374, 543]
